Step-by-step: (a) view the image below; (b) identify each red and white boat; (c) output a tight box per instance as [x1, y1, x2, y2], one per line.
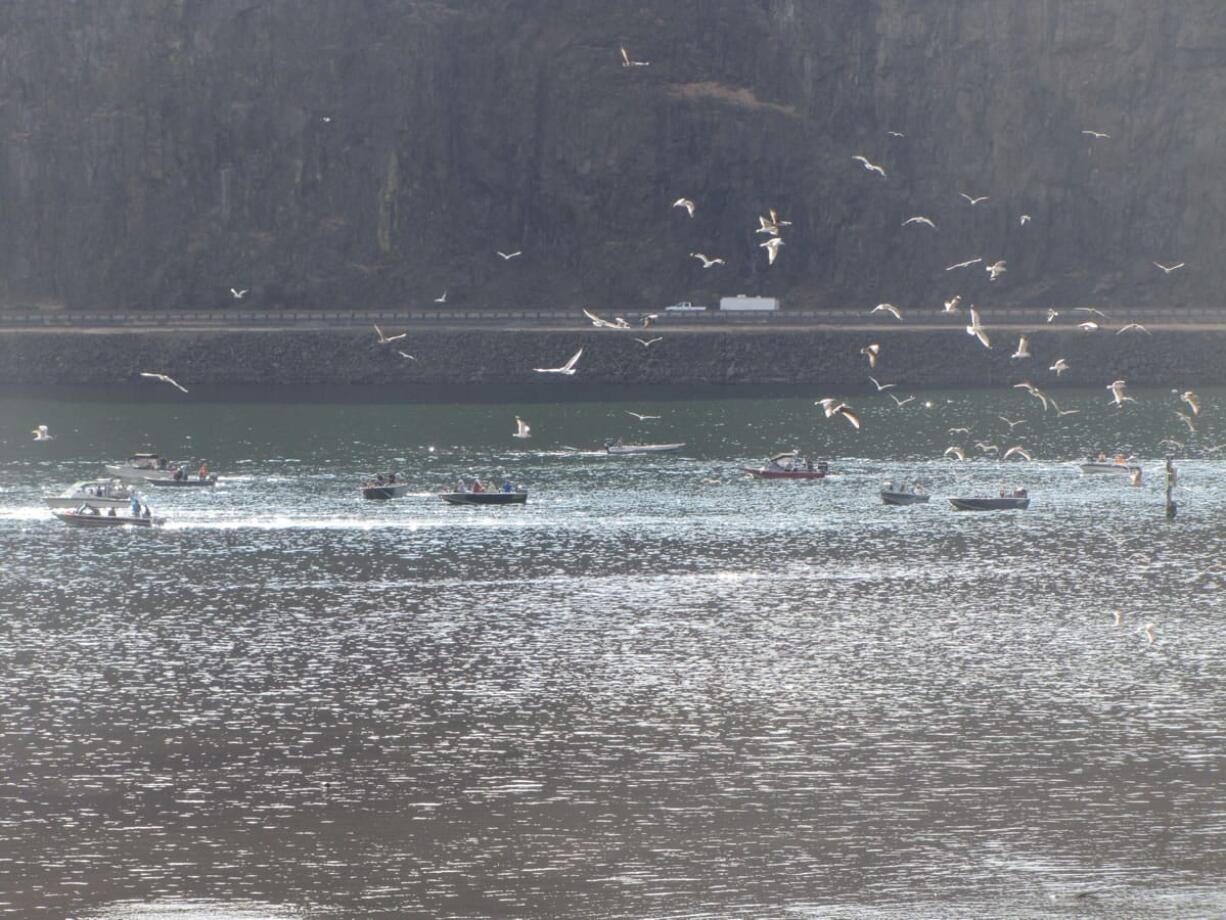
[742, 452, 828, 480]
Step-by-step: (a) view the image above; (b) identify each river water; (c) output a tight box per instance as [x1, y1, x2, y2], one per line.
[1, 385, 1225, 919]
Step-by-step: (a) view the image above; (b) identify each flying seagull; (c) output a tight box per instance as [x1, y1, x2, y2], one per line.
[868, 376, 896, 391]
[229, 287, 248, 299]
[943, 295, 962, 313]
[374, 324, 407, 344]
[634, 337, 662, 347]
[534, 348, 584, 375]
[1138, 622, 1155, 644]
[960, 193, 990, 206]
[497, 250, 522, 260]
[816, 398, 861, 429]
[513, 416, 531, 439]
[434, 290, 447, 303]
[625, 410, 661, 421]
[966, 308, 991, 348]
[999, 416, 1026, 430]
[902, 216, 936, 229]
[871, 303, 902, 320]
[1050, 358, 1069, 376]
[620, 47, 649, 67]
[860, 343, 880, 368]
[889, 394, 916, 408]
[690, 252, 725, 268]
[1107, 379, 1134, 407]
[1117, 323, 1152, 335]
[1013, 381, 1050, 411]
[1180, 390, 1201, 415]
[852, 155, 887, 177]
[1011, 335, 1031, 359]
[584, 308, 629, 329]
[948, 427, 971, 435]
[1003, 446, 1034, 461]
[946, 258, 982, 271]
[986, 260, 1007, 281]
[976, 441, 1000, 455]
[760, 236, 784, 265]
[396, 350, 416, 361]
[1082, 130, 1111, 139]
[944, 445, 967, 461]
[887, 130, 905, 138]
[1019, 214, 1031, 225]
[672, 198, 696, 218]
[1175, 411, 1196, 434]
[1076, 307, 1108, 318]
[140, 372, 189, 394]
[31, 424, 53, 441]
[1153, 261, 1185, 274]
[1046, 308, 1059, 323]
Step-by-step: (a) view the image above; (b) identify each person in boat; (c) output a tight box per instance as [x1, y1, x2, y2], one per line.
[805, 458, 814, 472]
[472, 479, 485, 493]
[454, 478, 466, 493]
[130, 496, 141, 516]
[199, 463, 209, 480]
[501, 480, 513, 493]
[107, 507, 116, 516]
[142, 504, 151, 518]
[173, 467, 184, 481]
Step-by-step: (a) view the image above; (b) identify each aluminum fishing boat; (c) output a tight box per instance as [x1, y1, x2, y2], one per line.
[440, 490, 528, 506]
[949, 489, 1030, 511]
[603, 438, 685, 455]
[880, 481, 930, 505]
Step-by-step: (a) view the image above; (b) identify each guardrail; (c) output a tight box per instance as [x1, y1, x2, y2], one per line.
[0, 306, 1223, 328]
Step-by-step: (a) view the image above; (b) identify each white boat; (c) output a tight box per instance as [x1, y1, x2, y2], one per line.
[106, 453, 216, 484]
[1079, 457, 1141, 476]
[45, 479, 138, 510]
[603, 438, 686, 455]
[54, 503, 163, 528]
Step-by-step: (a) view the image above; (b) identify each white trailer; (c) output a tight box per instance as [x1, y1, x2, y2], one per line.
[720, 295, 779, 312]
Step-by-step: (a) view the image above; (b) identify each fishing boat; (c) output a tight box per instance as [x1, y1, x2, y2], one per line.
[53, 503, 163, 528]
[743, 451, 827, 480]
[147, 474, 218, 488]
[603, 438, 685, 455]
[1079, 455, 1141, 477]
[107, 453, 216, 485]
[44, 479, 138, 510]
[440, 490, 528, 506]
[361, 474, 411, 500]
[949, 488, 1030, 511]
[880, 480, 929, 505]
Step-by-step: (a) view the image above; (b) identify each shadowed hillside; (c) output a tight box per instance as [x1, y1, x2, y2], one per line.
[0, 1, 1222, 312]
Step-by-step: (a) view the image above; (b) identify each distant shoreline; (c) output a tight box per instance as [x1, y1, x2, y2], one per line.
[2, 326, 1224, 388]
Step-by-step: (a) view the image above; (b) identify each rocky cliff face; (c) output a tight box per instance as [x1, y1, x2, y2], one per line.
[0, 1, 1223, 313]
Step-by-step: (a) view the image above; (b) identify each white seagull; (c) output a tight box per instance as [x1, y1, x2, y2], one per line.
[944, 445, 967, 461]
[625, 410, 661, 421]
[816, 398, 861, 429]
[497, 250, 522, 260]
[1117, 323, 1151, 335]
[1046, 308, 1060, 323]
[1050, 358, 1069, 376]
[1153, 261, 1185, 274]
[635, 337, 662, 347]
[999, 416, 1026, 430]
[229, 287, 248, 299]
[672, 198, 696, 218]
[534, 348, 584, 375]
[902, 216, 936, 229]
[396, 350, 416, 361]
[887, 130, 905, 138]
[871, 303, 902, 320]
[690, 252, 725, 268]
[860, 343, 880, 368]
[943, 296, 962, 313]
[1003, 446, 1033, 461]
[1011, 335, 1031, 359]
[986, 260, 1007, 281]
[31, 424, 53, 441]
[960, 193, 990, 206]
[1107, 379, 1134, 407]
[140, 372, 189, 394]
[966, 308, 991, 349]
[1076, 307, 1108, 318]
[1019, 214, 1031, 225]
[889, 394, 916, 408]
[760, 237, 784, 265]
[946, 258, 982, 271]
[434, 290, 447, 303]
[1138, 622, 1155, 644]
[1180, 391, 1201, 415]
[374, 324, 407, 344]
[1082, 130, 1111, 139]
[868, 376, 896, 391]
[620, 47, 649, 67]
[584, 308, 629, 329]
[513, 416, 531, 439]
[1078, 321, 1100, 331]
[852, 155, 887, 177]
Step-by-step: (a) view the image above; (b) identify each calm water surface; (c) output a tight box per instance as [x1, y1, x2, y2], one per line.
[1, 385, 1225, 919]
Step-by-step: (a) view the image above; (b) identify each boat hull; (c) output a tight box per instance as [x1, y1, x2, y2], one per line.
[949, 497, 1030, 511]
[362, 483, 412, 500]
[605, 443, 686, 455]
[440, 492, 528, 505]
[881, 490, 930, 505]
[54, 511, 162, 527]
[1079, 463, 1140, 476]
[147, 476, 217, 488]
[743, 468, 826, 480]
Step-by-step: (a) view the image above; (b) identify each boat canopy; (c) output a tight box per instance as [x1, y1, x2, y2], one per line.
[768, 451, 799, 463]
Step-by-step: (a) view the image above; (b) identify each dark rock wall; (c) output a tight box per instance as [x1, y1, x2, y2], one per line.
[0, 2, 1223, 312]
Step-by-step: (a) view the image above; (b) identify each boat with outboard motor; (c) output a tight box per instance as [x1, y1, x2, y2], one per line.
[949, 488, 1030, 511]
[441, 490, 528, 506]
[880, 480, 930, 505]
[1079, 453, 1141, 477]
[603, 438, 685, 455]
[44, 479, 138, 510]
[743, 451, 827, 480]
[53, 502, 163, 528]
[106, 453, 217, 485]
[361, 472, 411, 500]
